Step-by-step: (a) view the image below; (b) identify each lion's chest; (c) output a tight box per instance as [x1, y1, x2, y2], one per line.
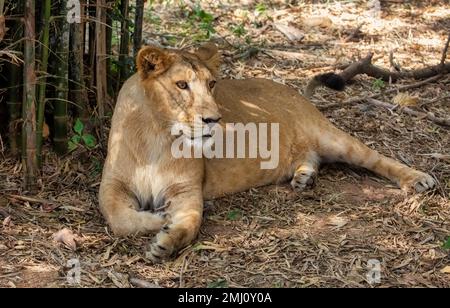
[131, 165, 166, 209]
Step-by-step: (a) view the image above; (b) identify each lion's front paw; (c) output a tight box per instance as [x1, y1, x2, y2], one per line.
[400, 171, 436, 193]
[145, 225, 175, 263]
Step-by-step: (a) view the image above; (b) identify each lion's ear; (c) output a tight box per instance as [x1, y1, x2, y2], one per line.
[136, 46, 176, 80]
[195, 42, 221, 76]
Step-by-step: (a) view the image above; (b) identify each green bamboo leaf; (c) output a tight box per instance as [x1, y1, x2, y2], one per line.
[82, 134, 97, 149]
[74, 119, 84, 135]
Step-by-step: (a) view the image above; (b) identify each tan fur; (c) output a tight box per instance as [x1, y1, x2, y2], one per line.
[99, 44, 436, 262]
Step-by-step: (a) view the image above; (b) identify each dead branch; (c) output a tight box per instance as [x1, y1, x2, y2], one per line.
[338, 52, 450, 83]
[366, 98, 450, 126]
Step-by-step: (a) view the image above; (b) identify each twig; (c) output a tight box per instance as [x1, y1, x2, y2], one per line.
[382, 74, 443, 94]
[7, 194, 55, 205]
[231, 47, 260, 61]
[366, 98, 450, 126]
[419, 94, 450, 107]
[389, 51, 401, 72]
[344, 22, 365, 42]
[440, 33, 450, 66]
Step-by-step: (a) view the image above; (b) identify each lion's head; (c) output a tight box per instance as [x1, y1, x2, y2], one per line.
[136, 42, 222, 142]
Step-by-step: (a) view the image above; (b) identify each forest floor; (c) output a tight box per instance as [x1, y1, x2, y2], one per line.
[1, 0, 449, 288]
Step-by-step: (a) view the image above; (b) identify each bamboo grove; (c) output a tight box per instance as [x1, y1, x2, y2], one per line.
[0, 0, 146, 190]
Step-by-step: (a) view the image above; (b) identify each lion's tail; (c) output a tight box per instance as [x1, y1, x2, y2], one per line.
[304, 72, 346, 98]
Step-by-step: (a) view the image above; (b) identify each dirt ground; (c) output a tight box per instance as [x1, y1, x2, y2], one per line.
[1, 0, 449, 288]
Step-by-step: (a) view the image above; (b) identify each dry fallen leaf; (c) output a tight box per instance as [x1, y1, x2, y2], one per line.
[43, 122, 50, 139]
[393, 93, 419, 107]
[53, 228, 77, 250]
[440, 266, 450, 274]
[2, 216, 13, 228]
[273, 22, 304, 42]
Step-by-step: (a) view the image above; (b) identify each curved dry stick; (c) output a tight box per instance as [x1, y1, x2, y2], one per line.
[339, 53, 450, 83]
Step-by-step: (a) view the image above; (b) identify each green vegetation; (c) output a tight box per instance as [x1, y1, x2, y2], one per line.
[68, 119, 97, 151]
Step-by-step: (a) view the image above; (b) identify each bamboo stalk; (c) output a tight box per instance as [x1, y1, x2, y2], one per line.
[36, 0, 51, 165]
[7, 63, 22, 156]
[53, 0, 70, 155]
[106, 0, 113, 96]
[22, 0, 38, 190]
[118, 0, 129, 87]
[70, 0, 89, 121]
[133, 0, 144, 56]
[6, 0, 24, 156]
[96, 0, 107, 119]
[88, 0, 96, 88]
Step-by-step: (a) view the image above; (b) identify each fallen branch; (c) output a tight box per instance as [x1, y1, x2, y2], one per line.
[339, 52, 450, 82]
[366, 97, 450, 126]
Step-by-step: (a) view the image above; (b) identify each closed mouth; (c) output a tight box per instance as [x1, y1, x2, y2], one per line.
[190, 134, 212, 140]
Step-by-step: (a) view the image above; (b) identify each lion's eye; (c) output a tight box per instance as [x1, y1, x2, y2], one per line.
[176, 81, 189, 90]
[209, 80, 216, 89]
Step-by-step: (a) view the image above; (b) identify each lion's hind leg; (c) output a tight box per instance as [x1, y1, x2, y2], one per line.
[316, 126, 436, 193]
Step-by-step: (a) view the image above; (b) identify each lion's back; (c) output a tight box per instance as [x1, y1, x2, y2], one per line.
[214, 78, 326, 128]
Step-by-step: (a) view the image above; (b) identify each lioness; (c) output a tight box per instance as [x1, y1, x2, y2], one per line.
[99, 43, 436, 262]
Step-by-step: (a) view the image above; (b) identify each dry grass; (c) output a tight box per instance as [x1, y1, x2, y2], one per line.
[0, 0, 449, 288]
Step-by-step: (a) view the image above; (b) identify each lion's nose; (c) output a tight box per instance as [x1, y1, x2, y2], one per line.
[202, 117, 222, 124]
